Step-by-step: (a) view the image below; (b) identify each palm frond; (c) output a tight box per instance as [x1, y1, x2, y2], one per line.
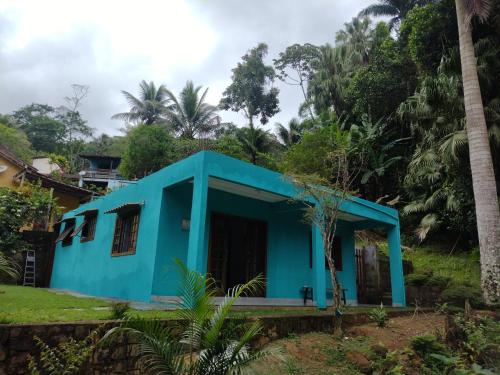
[464, 0, 492, 23]
[202, 275, 264, 348]
[0, 252, 19, 280]
[359, 4, 398, 17]
[439, 129, 468, 161]
[415, 213, 439, 242]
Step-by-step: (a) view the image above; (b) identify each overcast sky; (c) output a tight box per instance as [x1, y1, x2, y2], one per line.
[0, 0, 372, 136]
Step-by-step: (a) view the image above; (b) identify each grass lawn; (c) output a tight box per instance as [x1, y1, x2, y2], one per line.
[0, 285, 112, 323]
[0, 284, 411, 324]
[403, 245, 481, 287]
[377, 243, 481, 287]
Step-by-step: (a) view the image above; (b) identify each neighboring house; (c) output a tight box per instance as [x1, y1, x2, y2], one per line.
[50, 151, 406, 309]
[32, 156, 62, 175]
[0, 144, 95, 218]
[68, 154, 131, 191]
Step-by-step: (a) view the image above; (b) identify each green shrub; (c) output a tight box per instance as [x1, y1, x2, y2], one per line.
[427, 275, 451, 288]
[110, 302, 130, 320]
[28, 329, 101, 374]
[410, 335, 446, 358]
[455, 315, 500, 371]
[406, 272, 431, 287]
[406, 269, 451, 288]
[369, 303, 388, 327]
[441, 283, 483, 308]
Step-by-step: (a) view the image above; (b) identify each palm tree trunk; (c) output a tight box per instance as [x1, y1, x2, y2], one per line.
[455, 0, 500, 305]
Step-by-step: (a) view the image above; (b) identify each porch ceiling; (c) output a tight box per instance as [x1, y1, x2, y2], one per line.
[338, 212, 366, 222]
[208, 176, 288, 203]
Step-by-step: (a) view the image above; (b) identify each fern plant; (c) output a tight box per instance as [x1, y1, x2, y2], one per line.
[28, 329, 101, 375]
[101, 260, 276, 374]
[369, 302, 388, 328]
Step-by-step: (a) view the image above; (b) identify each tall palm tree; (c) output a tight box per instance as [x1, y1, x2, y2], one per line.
[308, 45, 348, 116]
[165, 81, 220, 139]
[454, 0, 499, 305]
[359, 0, 426, 30]
[102, 262, 272, 374]
[335, 16, 373, 65]
[237, 124, 271, 164]
[275, 118, 303, 148]
[112, 80, 170, 125]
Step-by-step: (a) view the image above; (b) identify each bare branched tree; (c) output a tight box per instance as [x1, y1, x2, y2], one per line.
[58, 84, 93, 171]
[287, 128, 361, 334]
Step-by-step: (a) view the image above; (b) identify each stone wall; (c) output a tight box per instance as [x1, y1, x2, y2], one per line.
[0, 310, 414, 375]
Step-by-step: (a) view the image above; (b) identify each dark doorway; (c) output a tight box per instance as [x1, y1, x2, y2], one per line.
[208, 213, 267, 297]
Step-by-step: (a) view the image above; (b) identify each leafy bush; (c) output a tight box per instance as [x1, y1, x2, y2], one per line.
[441, 283, 483, 308]
[427, 274, 452, 288]
[406, 271, 431, 287]
[406, 269, 451, 288]
[0, 184, 60, 257]
[369, 303, 388, 327]
[410, 334, 446, 358]
[28, 329, 101, 374]
[110, 302, 130, 320]
[454, 315, 500, 372]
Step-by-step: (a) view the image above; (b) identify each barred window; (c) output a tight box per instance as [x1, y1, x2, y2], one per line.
[59, 219, 76, 247]
[111, 209, 140, 255]
[81, 213, 97, 242]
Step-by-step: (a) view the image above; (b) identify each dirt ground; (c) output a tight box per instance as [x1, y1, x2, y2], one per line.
[251, 312, 445, 375]
[346, 312, 445, 351]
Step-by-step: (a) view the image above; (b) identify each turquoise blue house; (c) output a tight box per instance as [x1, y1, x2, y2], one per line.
[50, 151, 406, 308]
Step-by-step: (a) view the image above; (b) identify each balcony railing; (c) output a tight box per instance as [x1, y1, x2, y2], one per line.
[81, 169, 122, 180]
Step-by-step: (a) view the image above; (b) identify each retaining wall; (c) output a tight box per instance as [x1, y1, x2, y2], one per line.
[0, 310, 414, 374]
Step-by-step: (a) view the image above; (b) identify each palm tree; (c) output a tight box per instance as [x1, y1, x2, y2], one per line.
[112, 80, 170, 125]
[0, 252, 18, 280]
[237, 124, 272, 164]
[359, 0, 426, 30]
[307, 45, 348, 116]
[275, 118, 303, 148]
[165, 81, 220, 139]
[335, 16, 373, 65]
[102, 262, 272, 374]
[454, 0, 499, 305]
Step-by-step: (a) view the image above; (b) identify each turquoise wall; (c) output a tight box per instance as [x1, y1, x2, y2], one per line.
[50, 179, 163, 302]
[51, 151, 404, 307]
[150, 185, 358, 302]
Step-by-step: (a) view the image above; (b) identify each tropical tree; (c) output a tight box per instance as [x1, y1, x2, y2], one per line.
[0, 123, 33, 162]
[348, 115, 407, 200]
[285, 123, 356, 335]
[219, 43, 280, 127]
[359, 0, 428, 30]
[58, 84, 94, 172]
[12, 104, 66, 153]
[307, 45, 348, 116]
[112, 80, 170, 125]
[273, 44, 318, 119]
[165, 81, 220, 139]
[275, 118, 303, 148]
[453, 0, 499, 305]
[335, 16, 373, 65]
[101, 262, 272, 375]
[119, 124, 175, 179]
[237, 124, 272, 165]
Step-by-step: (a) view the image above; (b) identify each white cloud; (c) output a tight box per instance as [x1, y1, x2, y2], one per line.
[0, 0, 372, 135]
